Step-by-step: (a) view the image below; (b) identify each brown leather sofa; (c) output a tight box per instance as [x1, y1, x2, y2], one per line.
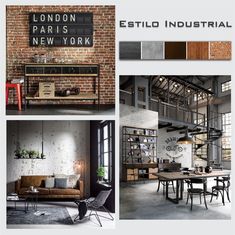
[15, 175, 84, 199]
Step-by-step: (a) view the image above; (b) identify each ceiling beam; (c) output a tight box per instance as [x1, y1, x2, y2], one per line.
[179, 128, 202, 134]
[158, 122, 172, 129]
[167, 125, 187, 132]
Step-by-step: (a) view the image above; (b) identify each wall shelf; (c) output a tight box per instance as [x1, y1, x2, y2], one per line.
[122, 126, 158, 182]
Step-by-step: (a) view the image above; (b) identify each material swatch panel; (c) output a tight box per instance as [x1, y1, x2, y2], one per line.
[119, 42, 141, 60]
[165, 42, 186, 59]
[210, 41, 232, 60]
[119, 41, 232, 60]
[141, 41, 164, 60]
[187, 42, 209, 60]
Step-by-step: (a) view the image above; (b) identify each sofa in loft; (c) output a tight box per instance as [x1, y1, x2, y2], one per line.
[15, 175, 84, 199]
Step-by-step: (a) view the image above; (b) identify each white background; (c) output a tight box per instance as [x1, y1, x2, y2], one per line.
[0, 0, 234, 234]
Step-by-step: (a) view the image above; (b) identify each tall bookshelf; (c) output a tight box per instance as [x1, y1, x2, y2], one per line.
[122, 126, 158, 182]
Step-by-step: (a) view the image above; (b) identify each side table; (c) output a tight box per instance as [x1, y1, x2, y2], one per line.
[7, 197, 27, 213]
[25, 190, 39, 211]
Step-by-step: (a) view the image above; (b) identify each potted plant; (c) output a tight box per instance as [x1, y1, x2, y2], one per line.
[27, 150, 39, 159]
[97, 167, 105, 182]
[14, 148, 28, 158]
[14, 148, 22, 159]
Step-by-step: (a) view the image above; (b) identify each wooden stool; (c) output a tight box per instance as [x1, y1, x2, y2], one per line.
[6, 83, 22, 111]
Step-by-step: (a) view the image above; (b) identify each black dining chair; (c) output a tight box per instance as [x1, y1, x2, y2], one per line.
[210, 176, 231, 205]
[157, 169, 175, 195]
[186, 178, 208, 210]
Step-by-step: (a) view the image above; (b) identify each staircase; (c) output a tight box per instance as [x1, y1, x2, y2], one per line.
[192, 127, 223, 162]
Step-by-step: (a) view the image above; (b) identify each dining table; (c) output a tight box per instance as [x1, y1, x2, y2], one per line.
[155, 170, 231, 204]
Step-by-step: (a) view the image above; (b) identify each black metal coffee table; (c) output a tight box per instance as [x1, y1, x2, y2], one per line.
[7, 197, 27, 213]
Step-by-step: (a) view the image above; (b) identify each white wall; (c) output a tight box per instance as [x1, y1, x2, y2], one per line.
[120, 104, 158, 130]
[157, 129, 192, 168]
[7, 121, 90, 195]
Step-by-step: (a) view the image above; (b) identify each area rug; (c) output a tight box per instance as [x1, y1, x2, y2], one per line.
[7, 207, 73, 224]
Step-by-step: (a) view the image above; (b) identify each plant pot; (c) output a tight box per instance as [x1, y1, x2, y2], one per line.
[98, 176, 103, 182]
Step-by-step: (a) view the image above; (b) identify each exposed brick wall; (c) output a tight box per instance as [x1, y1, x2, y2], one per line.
[6, 5, 115, 105]
[210, 42, 231, 60]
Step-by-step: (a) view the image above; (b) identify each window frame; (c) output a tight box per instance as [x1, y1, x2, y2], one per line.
[221, 112, 231, 161]
[98, 121, 113, 183]
[221, 80, 231, 93]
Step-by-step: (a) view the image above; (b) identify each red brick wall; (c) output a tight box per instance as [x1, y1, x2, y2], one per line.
[6, 5, 115, 105]
[210, 42, 231, 60]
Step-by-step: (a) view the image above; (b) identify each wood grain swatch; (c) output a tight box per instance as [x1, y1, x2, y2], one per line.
[165, 42, 186, 59]
[187, 42, 209, 60]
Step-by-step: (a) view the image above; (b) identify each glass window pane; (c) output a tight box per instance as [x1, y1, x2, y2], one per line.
[104, 125, 108, 139]
[222, 81, 231, 92]
[104, 153, 109, 165]
[222, 112, 231, 161]
[104, 166, 109, 180]
[104, 139, 109, 152]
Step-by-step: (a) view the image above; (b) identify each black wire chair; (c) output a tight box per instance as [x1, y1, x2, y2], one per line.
[87, 189, 114, 227]
[74, 189, 113, 227]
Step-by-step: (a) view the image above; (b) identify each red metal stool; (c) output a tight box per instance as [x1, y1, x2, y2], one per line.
[6, 83, 22, 111]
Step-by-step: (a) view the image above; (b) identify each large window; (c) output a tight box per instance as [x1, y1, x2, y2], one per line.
[98, 121, 113, 182]
[221, 81, 231, 93]
[222, 112, 231, 161]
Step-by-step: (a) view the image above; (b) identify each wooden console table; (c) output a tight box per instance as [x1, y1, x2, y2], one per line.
[24, 64, 100, 109]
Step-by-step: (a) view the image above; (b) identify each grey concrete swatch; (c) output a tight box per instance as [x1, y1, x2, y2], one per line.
[141, 41, 164, 60]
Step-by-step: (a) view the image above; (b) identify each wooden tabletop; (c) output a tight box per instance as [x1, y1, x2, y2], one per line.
[156, 170, 231, 180]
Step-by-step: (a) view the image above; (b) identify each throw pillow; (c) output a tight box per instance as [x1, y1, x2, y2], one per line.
[55, 178, 68, 189]
[45, 178, 55, 188]
[67, 174, 81, 188]
[54, 174, 67, 178]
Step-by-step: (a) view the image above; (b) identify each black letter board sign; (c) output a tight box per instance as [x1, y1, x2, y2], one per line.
[29, 13, 93, 47]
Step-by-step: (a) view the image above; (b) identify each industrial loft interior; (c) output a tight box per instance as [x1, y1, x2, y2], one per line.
[119, 75, 231, 219]
[7, 120, 115, 228]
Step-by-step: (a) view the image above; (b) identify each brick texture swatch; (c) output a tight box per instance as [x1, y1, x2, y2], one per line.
[210, 42, 232, 60]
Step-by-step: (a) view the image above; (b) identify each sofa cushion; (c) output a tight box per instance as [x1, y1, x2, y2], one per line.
[54, 174, 67, 178]
[45, 178, 55, 188]
[55, 178, 68, 188]
[21, 175, 48, 187]
[50, 188, 80, 195]
[67, 174, 80, 188]
[18, 187, 49, 195]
